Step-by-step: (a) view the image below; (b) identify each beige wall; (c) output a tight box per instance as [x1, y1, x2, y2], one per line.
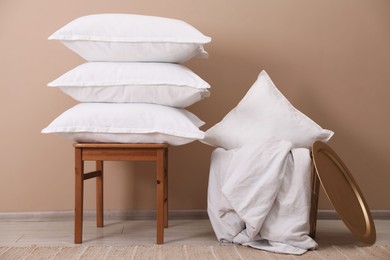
[1, 0, 389, 212]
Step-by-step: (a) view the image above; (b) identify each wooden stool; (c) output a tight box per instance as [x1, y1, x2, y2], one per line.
[73, 143, 168, 244]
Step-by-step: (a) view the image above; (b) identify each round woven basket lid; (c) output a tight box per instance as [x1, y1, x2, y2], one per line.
[312, 141, 376, 244]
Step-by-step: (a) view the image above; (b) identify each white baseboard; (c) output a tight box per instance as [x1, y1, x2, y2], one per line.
[317, 210, 390, 220]
[0, 210, 208, 222]
[0, 210, 389, 222]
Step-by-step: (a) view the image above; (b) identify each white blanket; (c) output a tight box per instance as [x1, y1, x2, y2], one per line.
[207, 138, 318, 255]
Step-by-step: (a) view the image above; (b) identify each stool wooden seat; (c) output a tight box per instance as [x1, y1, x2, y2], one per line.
[73, 143, 168, 244]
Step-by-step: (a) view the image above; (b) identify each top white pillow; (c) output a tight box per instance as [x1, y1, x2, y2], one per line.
[49, 13, 212, 63]
[202, 70, 334, 149]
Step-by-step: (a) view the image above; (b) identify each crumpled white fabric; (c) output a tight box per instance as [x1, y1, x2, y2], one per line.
[207, 138, 318, 255]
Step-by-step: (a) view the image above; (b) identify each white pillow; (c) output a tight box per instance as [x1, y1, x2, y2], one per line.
[202, 70, 334, 149]
[48, 13, 211, 63]
[41, 103, 205, 145]
[48, 62, 210, 107]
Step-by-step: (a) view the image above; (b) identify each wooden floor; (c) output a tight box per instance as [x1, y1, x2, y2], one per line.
[0, 219, 389, 247]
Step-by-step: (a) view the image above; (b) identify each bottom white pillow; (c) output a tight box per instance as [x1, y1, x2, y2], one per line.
[42, 103, 205, 145]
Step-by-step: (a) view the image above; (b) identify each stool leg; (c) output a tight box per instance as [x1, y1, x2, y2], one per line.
[75, 147, 84, 244]
[164, 148, 168, 228]
[309, 164, 320, 239]
[156, 149, 165, 244]
[96, 160, 104, 228]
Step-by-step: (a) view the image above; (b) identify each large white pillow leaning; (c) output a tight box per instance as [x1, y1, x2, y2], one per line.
[48, 13, 211, 63]
[202, 70, 334, 149]
[41, 103, 205, 145]
[48, 62, 210, 107]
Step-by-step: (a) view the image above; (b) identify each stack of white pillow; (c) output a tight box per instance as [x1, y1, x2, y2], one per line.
[42, 14, 211, 145]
